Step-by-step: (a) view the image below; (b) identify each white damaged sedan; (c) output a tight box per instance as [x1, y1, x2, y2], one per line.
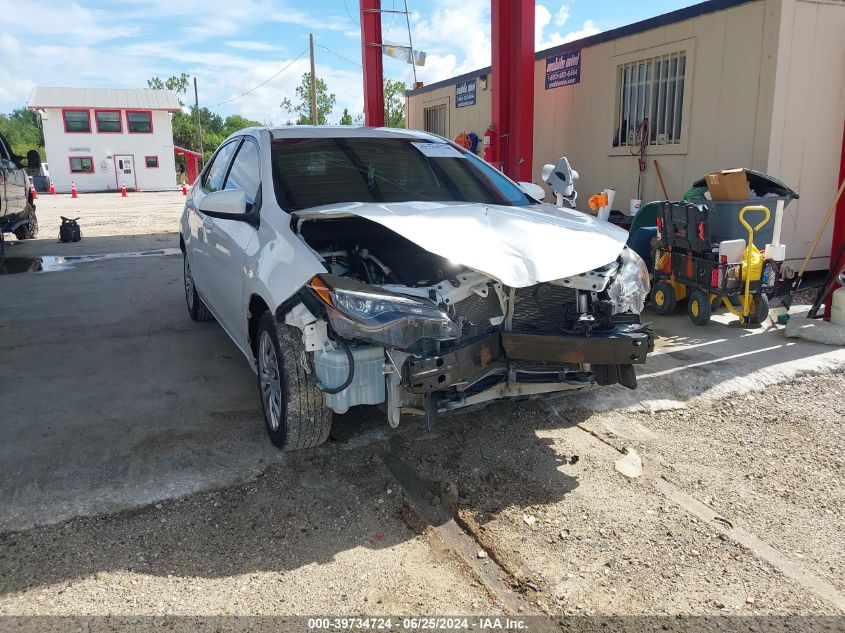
[180, 127, 653, 450]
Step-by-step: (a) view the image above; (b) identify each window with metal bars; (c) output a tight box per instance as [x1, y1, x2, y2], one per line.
[423, 103, 448, 138]
[612, 50, 687, 148]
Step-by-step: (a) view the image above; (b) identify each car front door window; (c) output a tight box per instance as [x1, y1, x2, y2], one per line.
[223, 140, 260, 206]
[202, 141, 239, 193]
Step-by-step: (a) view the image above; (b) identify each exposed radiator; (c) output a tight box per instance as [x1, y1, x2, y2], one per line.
[511, 285, 579, 334]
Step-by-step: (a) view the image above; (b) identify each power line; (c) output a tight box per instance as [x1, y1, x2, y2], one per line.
[343, 0, 359, 26]
[316, 44, 363, 68]
[207, 47, 310, 108]
[343, 0, 397, 38]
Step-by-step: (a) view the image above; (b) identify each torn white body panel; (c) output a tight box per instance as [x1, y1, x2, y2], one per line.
[295, 200, 629, 287]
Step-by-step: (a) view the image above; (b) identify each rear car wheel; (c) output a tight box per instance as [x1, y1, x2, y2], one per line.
[687, 290, 711, 326]
[183, 255, 214, 322]
[256, 311, 332, 451]
[13, 203, 38, 240]
[652, 280, 677, 315]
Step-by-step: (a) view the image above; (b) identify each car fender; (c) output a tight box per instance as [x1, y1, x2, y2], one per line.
[241, 203, 325, 340]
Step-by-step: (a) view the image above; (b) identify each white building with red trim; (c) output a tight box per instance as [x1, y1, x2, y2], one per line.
[28, 87, 182, 193]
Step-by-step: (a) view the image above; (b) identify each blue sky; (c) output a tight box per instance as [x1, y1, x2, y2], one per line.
[0, 0, 698, 124]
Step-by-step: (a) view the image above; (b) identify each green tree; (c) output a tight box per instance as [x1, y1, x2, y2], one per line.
[383, 79, 406, 128]
[281, 72, 336, 125]
[339, 108, 353, 126]
[224, 114, 261, 136]
[147, 73, 191, 105]
[0, 107, 45, 162]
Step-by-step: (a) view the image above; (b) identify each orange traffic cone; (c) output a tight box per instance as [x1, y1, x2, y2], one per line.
[121, 182, 127, 197]
[49, 180, 56, 195]
[71, 182, 78, 198]
[181, 182, 188, 196]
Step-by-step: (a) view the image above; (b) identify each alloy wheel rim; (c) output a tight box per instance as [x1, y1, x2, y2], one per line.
[259, 330, 283, 432]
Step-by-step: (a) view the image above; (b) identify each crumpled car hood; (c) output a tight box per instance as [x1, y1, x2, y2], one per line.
[296, 200, 629, 287]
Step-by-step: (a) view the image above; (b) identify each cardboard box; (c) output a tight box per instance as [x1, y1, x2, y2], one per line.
[705, 168, 750, 201]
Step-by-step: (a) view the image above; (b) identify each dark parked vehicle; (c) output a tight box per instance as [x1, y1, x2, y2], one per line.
[0, 132, 39, 263]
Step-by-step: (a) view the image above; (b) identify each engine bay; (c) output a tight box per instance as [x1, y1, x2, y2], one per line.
[297, 216, 466, 287]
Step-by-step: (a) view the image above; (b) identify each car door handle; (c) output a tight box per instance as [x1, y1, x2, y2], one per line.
[202, 217, 213, 230]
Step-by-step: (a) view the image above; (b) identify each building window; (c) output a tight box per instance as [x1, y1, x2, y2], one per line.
[127, 110, 153, 133]
[145, 156, 159, 168]
[95, 110, 122, 133]
[63, 110, 91, 133]
[423, 104, 448, 137]
[613, 50, 687, 147]
[69, 156, 94, 173]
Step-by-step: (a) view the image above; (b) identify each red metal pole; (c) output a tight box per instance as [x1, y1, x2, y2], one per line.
[824, 117, 845, 320]
[491, 0, 535, 181]
[360, 0, 385, 127]
[187, 156, 198, 185]
[491, 1, 508, 172]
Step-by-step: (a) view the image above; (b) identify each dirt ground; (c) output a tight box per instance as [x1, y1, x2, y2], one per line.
[28, 190, 185, 239]
[1, 193, 843, 625]
[1, 374, 843, 620]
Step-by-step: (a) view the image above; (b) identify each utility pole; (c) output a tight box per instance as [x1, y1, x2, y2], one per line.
[309, 33, 319, 125]
[194, 77, 204, 166]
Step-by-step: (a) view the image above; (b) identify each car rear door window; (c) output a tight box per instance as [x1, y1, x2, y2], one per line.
[202, 140, 239, 193]
[223, 139, 260, 204]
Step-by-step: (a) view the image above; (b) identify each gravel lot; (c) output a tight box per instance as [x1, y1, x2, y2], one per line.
[2, 374, 843, 618]
[1, 192, 843, 623]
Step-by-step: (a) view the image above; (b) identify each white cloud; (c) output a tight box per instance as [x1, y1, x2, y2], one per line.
[268, 8, 349, 31]
[399, 0, 491, 86]
[554, 4, 571, 27]
[401, 1, 600, 88]
[225, 41, 279, 52]
[1, 1, 140, 45]
[536, 4, 601, 50]
[536, 5, 553, 50]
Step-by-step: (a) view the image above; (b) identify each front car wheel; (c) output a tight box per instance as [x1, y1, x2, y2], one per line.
[256, 311, 332, 450]
[13, 203, 38, 240]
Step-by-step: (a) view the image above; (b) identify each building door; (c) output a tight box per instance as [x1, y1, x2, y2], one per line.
[114, 155, 137, 190]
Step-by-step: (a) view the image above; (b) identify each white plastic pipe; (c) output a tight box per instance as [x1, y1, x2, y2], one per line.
[597, 188, 615, 222]
[771, 198, 784, 246]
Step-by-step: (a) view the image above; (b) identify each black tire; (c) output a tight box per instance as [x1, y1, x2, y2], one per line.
[750, 293, 770, 324]
[183, 255, 214, 322]
[13, 203, 38, 240]
[652, 280, 677, 315]
[687, 290, 712, 326]
[255, 311, 333, 450]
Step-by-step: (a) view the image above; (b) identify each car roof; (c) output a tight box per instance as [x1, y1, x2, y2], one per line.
[267, 126, 444, 142]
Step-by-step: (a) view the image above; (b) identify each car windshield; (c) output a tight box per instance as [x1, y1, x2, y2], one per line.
[270, 136, 535, 211]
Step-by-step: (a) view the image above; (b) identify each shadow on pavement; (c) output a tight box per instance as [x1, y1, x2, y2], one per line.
[0, 400, 583, 597]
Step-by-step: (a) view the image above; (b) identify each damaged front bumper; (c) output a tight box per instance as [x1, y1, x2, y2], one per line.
[402, 324, 654, 396]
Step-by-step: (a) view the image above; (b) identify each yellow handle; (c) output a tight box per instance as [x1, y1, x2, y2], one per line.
[738, 205, 771, 235]
[737, 205, 770, 322]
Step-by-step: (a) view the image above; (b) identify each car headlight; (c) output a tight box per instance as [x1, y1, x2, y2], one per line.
[309, 276, 461, 348]
[607, 247, 650, 315]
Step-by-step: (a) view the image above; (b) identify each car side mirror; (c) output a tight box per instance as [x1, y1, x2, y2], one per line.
[199, 189, 248, 218]
[517, 181, 546, 201]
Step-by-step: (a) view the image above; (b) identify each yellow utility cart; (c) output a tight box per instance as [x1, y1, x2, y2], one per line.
[651, 203, 778, 326]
